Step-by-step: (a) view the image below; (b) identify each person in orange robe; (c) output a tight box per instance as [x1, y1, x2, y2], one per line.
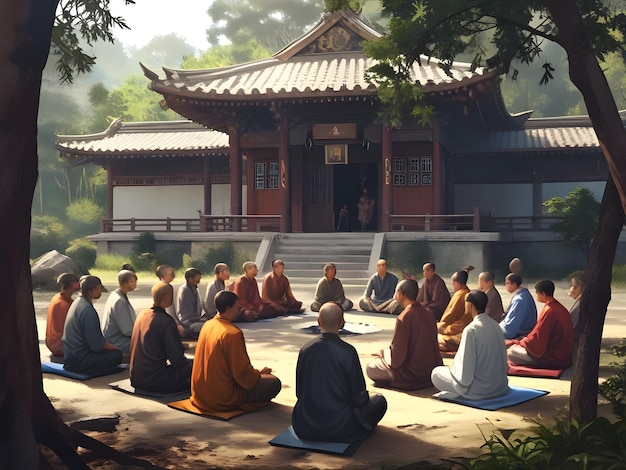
[189, 290, 281, 413]
[45, 273, 80, 357]
[232, 261, 278, 321]
[437, 268, 473, 352]
[262, 259, 304, 315]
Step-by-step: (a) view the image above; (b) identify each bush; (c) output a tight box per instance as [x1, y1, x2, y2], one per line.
[599, 339, 626, 418]
[133, 231, 156, 257]
[183, 242, 244, 275]
[94, 254, 133, 271]
[65, 237, 97, 272]
[387, 241, 432, 276]
[30, 215, 67, 258]
[65, 199, 104, 225]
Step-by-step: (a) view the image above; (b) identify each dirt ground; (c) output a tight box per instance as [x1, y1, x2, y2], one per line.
[36, 277, 624, 469]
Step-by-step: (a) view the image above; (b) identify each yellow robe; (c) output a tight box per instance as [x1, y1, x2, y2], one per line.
[437, 287, 471, 351]
[190, 315, 262, 412]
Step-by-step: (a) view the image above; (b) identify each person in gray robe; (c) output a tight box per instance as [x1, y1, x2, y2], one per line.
[203, 263, 230, 319]
[102, 269, 138, 357]
[63, 276, 122, 373]
[311, 263, 353, 312]
[176, 268, 207, 338]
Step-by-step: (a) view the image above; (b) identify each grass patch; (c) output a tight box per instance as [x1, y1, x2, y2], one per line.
[612, 264, 626, 287]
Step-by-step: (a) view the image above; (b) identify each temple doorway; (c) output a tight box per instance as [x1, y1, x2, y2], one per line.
[333, 162, 378, 232]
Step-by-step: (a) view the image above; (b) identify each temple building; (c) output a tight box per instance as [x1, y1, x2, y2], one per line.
[58, 9, 612, 236]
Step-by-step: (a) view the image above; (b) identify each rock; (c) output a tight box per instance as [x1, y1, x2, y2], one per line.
[31, 250, 81, 290]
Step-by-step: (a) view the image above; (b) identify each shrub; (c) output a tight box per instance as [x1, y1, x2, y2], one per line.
[30, 215, 67, 258]
[599, 339, 626, 419]
[94, 254, 133, 271]
[65, 237, 97, 273]
[65, 199, 104, 225]
[183, 242, 245, 275]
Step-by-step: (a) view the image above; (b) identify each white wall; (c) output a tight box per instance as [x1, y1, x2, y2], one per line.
[112, 184, 247, 218]
[542, 181, 605, 202]
[455, 183, 533, 217]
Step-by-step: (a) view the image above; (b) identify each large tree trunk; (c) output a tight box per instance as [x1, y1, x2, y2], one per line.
[1, 2, 156, 467]
[547, 0, 626, 421]
[570, 179, 624, 421]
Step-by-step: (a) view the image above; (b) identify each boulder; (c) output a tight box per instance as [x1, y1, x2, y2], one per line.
[31, 250, 81, 290]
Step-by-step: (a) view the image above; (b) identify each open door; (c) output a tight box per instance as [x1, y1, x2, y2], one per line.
[303, 163, 334, 232]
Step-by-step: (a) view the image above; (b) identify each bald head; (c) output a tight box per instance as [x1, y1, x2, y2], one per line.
[151, 282, 174, 309]
[397, 279, 418, 302]
[317, 302, 344, 333]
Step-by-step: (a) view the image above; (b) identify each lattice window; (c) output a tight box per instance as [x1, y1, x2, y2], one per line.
[422, 173, 432, 185]
[409, 173, 420, 186]
[267, 161, 279, 189]
[393, 158, 406, 174]
[255, 162, 265, 190]
[409, 157, 420, 172]
[421, 156, 433, 173]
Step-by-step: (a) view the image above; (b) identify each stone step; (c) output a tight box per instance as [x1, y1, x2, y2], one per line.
[285, 269, 369, 278]
[273, 253, 370, 263]
[280, 261, 368, 270]
[274, 246, 370, 255]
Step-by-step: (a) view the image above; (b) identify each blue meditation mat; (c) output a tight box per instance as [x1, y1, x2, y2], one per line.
[41, 361, 128, 381]
[433, 386, 549, 411]
[109, 378, 190, 402]
[269, 426, 364, 456]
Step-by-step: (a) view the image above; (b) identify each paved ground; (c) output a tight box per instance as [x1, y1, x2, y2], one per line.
[36, 276, 625, 469]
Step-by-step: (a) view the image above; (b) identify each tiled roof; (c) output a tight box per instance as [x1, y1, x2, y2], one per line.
[451, 126, 601, 155]
[148, 53, 488, 100]
[57, 119, 229, 156]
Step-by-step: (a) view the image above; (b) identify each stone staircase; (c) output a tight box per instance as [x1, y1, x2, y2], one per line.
[269, 233, 375, 288]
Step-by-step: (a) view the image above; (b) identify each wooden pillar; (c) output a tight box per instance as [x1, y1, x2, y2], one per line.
[229, 126, 242, 231]
[432, 121, 442, 214]
[106, 163, 113, 219]
[381, 124, 393, 232]
[279, 121, 291, 232]
[291, 147, 304, 232]
[203, 156, 212, 231]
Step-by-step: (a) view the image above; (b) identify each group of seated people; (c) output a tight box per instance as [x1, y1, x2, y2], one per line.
[44, 259, 584, 441]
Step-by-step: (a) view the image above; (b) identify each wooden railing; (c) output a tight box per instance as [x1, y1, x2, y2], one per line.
[389, 208, 480, 232]
[100, 215, 282, 232]
[101, 218, 199, 232]
[483, 216, 563, 232]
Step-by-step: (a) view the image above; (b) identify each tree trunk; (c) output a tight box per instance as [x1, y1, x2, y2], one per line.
[570, 179, 624, 421]
[1, 2, 156, 467]
[546, 0, 626, 422]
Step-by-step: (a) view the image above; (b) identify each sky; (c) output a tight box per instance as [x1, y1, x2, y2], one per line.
[108, 0, 213, 51]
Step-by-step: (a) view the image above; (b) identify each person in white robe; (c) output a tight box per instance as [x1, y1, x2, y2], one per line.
[431, 290, 509, 400]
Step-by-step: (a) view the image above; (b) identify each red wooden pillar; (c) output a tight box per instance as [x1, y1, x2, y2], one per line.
[381, 124, 393, 232]
[432, 120, 442, 214]
[278, 121, 291, 232]
[106, 163, 113, 220]
[228, 126, 242, 231]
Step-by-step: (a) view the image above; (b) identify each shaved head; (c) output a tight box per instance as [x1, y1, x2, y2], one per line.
[318, 302, 344, 333]
[152, 282, 173, 308]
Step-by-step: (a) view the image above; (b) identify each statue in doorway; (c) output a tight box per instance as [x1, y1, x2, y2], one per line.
[357, 188, 375, 231]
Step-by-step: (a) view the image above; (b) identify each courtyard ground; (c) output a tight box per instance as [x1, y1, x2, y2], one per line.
[36, 277, 625, 469]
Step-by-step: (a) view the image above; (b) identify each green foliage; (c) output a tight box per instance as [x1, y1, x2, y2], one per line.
[468, 416, 626, 469]
[325, 0, 363, 12]
[599, 339, 626, 419]
[51, 0, 131, 83]
[612, 265, 626, 287]
[206, 0, 325, 52]
[183, 243, 245, 275]
[94, 253, 133, 271]
[182, 39, 271, 69]
[65, 198, 104, 225]
[133, 232, 157, 257]
[30, 215, 68, 258]
[543, 187, 601, 256]
[65, 237, 97, 272]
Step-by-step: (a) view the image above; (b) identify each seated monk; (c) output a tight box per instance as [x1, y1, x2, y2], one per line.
[102, 269, 138, 359]
[507, 280, 574, 370]
[189, 291, 281, 413]
[63, 276, 122, 373]
[232, 261, 280, 321]
[130, 282, 193, 393]
[203, 263, 230, 319]
[366, 279, 442, 390]
[431, 290, 509, 400]
[292, 302, 387, 442]
[437, 268, 473, 352]
[262, 259, 304, 314]
[358, 259, 402, 314]
[311, 262, 353, 312]
[418, 262, 451, 321]
[45, 273, 80, 357]
[176, 268, 207, 338]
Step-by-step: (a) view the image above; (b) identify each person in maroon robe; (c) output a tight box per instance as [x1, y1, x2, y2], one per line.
[366, 279, 442, 390]
[262, 259, 304, 315]
[232, 262, 280, 321]
[418, 262, 451, 321]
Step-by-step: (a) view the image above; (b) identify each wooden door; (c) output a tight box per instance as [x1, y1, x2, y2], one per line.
[303, 163, 334, 232]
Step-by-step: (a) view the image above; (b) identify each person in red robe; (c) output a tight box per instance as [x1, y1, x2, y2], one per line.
[232, 262, 280, 321]
[507, 279, 574, 369]
[262, 259, 304, 315]
[366, 279, 442, 390]
[418, 262, 451, 321]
